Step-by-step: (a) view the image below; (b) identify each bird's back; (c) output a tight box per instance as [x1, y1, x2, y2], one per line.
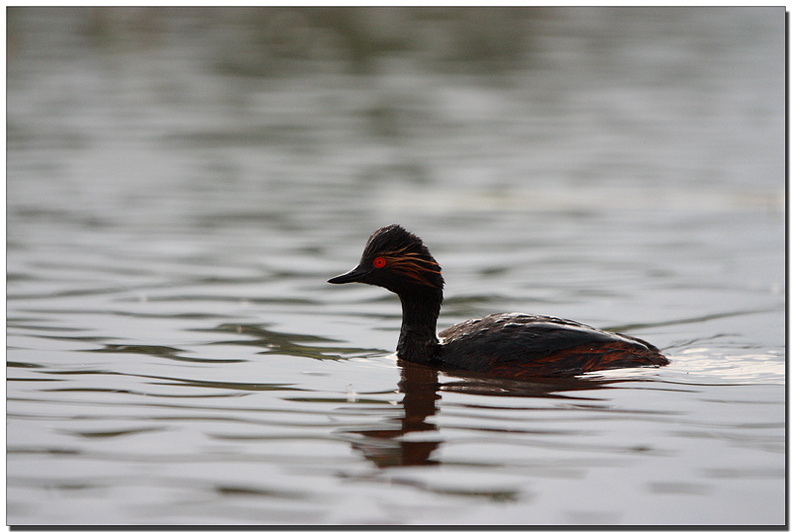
[439, 313, 667, 378]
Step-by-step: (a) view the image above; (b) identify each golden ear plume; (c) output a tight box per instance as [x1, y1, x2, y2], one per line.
[383, 247, 441, 287]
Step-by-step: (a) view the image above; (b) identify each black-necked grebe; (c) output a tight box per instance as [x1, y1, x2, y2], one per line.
[328, 224, 669, 378]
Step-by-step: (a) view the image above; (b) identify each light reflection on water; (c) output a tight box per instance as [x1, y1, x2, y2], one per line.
[7, 7, 785, 526]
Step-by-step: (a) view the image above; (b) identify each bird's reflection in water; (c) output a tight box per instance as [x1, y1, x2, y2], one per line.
[347, 362, 442, 467]
[347, 360, 624, 469]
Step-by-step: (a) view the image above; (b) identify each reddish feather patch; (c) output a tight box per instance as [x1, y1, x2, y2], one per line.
[486, 341, 668, 378]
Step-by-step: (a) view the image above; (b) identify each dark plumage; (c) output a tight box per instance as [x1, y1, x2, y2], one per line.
[328, 224, 668, 378]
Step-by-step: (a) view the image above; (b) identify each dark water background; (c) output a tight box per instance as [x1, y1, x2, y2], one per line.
[6, 7, 785, 525]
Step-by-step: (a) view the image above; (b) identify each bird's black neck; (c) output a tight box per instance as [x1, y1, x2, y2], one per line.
[396, 288, 443, 366]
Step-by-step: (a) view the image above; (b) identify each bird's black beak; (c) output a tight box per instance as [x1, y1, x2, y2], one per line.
[328, 265, 369, 284]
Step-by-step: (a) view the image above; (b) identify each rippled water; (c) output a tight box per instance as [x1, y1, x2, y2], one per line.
[7, 8, 785, 526]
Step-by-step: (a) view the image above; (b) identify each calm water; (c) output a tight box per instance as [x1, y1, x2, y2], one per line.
[7, 8, 785, 526]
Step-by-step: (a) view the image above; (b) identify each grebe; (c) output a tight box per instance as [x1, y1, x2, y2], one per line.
[328, 225, 668, 378]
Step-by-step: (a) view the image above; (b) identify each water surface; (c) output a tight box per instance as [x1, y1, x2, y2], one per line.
[7, 8, 785, 525]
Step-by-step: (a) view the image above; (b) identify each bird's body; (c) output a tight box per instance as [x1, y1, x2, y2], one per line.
[439, 312, 665, 378]
[329, 225, 668, 378]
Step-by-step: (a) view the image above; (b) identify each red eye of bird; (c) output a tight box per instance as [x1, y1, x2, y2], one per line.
[373, 257, 387, 269]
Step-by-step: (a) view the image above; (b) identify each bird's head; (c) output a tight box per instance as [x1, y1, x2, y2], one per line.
[328, 224, 444, 295]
